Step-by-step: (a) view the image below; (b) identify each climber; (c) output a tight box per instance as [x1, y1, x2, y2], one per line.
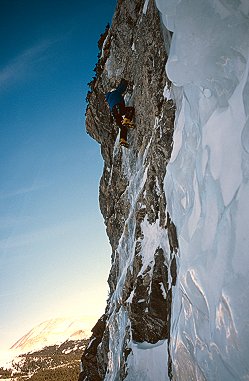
[105, 78, 135, 148]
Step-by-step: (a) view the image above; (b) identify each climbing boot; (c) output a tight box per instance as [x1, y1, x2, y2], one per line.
[121, 117, 135, 128]
[120, 138, 129, 148]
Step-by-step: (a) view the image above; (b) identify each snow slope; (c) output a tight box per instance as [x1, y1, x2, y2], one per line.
[0, 317, 91, 370]
[156, 0, 249, 379]
[10, 317, 90, 353]
[0, 317, 91, 369]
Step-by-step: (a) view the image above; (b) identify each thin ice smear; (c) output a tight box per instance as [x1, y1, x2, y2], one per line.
[143, 0, 150, 15]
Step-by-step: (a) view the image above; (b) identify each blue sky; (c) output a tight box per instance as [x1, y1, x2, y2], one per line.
[0, 0, 117, 349]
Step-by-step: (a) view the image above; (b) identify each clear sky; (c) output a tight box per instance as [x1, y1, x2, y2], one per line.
[0, 0, 117, 350]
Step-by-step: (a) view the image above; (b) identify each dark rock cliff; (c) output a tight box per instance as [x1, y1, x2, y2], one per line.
[79, 0, 178, 379]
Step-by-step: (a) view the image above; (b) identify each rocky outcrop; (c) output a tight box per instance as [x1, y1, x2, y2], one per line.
[79, 315, 108, 381]
[80, 0, 177, 379]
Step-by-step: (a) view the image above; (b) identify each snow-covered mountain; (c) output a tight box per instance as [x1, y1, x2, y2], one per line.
[0, 317, 91, 380]
[79, 0, 249, 380]
[10, 317, 91, 354]
[0, 338, 89, 381]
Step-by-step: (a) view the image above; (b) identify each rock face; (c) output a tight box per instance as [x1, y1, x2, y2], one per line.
[80, 0, 177, 380]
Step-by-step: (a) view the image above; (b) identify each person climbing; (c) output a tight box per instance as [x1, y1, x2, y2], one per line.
[105, 78, 135, 148]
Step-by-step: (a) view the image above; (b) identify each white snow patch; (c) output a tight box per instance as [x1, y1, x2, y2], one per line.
[140, 218, 170, 273]
[138, 298, 146, 303]
[100, 34, 109, 59]
[125, 340, 170, 381]
[163, 83, 171, 100]
[62, 348, 73, 354]
[159, 282, 167, 299]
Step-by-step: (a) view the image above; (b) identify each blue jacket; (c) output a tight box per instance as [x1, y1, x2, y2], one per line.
[105, 79, 128, 110]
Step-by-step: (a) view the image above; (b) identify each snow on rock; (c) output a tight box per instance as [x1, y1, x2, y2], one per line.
[140, 217, 171, 273]
[81, 1, 176, 380]
[81, 0, 249, 379]
[156, 0, 249, 379]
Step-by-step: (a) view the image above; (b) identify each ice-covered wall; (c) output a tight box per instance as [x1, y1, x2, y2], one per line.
[80, 1, 176, 380]
[80, 0, 249, 379]
[156, 0, 249, 379]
